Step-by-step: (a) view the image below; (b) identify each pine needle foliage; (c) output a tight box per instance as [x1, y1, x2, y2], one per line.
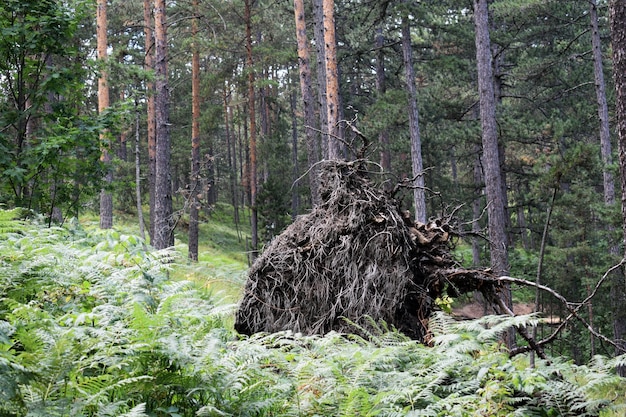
[0, 209, 624, 416]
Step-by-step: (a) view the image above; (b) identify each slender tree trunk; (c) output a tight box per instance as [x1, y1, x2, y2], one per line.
[590, 0, 613, 363]
[290, 91, 300, 218]
[144, 0, 156, 242]
[118, 90, 128, 161]
[322, 0, 342, 159]
[313, 0, 328, 159]
[592, 0, 616, 206]
[294, 0, 320, 205]
[135, 99, 145, 240]
[401, 12, 426, 224]
[188, 0, 201, 261]
[530, 187, 556, 368]
[152, 0, 174, 249]
[608, 0, 626, 376]
[97, 0, 113, 229]
[376, 27, 391, 180]
[245, 0, 258, 260]
[224, 85, 238, 223]
[474, 0, 512, 346]
[472, 147, 483, 267]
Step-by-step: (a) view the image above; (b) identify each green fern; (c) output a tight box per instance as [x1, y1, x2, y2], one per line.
[0, 207, 30, 236]
[1, 210, 624, 417]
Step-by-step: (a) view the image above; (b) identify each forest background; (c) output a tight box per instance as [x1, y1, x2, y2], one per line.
[2, 0, 626, 375]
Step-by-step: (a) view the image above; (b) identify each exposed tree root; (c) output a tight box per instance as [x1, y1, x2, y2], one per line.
[235, 160, 620, 360]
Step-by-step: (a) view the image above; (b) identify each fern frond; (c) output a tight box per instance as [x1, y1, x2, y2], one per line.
[196, 404, 233, 416]
[83, 375, 154, 406]
[0, 207, 30, 236]
[116, 402, 149, 417]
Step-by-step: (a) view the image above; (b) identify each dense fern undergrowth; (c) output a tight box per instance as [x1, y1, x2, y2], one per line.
[1, 209, 625, 417]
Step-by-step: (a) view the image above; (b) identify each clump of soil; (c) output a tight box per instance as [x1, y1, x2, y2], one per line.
[234, 160, 494, 341]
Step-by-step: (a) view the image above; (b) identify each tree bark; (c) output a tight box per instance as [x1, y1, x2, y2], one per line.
[144, 0, 156, 242]
[294, 0, 320, 205]
[608, 0, 626, 376]
[376, 26, 391, 181]
[322, 0, 342, 159]
[245, 0, 258, 260]
[188, 0, 201, 261]
[473, 0, 512, 346]
[118, 90, 128, 162]
[152, 0, 174, 249]
[472, 147, 483, 268]
[97, 0, 113, 230]
[591, 0, 616, 206]
[135, 99, 145, 240]
[290, 91, 300, 218]
[401, 12, 426, 224]
[313, 0, 328, 159]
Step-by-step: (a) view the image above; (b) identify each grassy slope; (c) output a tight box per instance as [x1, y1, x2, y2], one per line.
[82, 202, 250, 304]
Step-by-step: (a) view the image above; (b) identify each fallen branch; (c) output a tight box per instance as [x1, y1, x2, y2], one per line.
[493, 264, 626, 356]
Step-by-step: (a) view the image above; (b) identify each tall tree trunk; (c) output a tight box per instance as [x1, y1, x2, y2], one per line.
[290, 91, 300, 218]
[135, 99, 145, 240]
[590, 0, 614, 364]
[224, 85, 241, 233]
[152, 0, 174, 249]
[376, 27, 391, 181]
[294, 0, 321, 205]
[474, 0, 512, 346]
[472, 147, 483, 267]
[97, 0, 113, 229]
[401, 12, 426, 223]
[313, 0, 328, 159]
[188, 0, 201, 261]
[118, 90, 128, 161]
[144, 0, 156, 242]
[608, 0, 626, 376]
[245, 0, 258, 260]
[322, 0, 342, 159]
[592, 0, 616, 206]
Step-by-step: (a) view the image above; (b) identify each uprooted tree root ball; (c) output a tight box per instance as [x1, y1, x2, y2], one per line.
[235, 160, 500, 342]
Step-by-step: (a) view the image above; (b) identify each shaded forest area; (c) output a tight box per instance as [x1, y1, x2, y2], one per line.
[1, 0, 626, 367]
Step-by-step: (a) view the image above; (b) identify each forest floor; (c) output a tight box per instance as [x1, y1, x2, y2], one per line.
[452, 301, 534, 319]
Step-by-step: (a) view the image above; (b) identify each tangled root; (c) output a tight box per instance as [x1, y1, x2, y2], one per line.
[235, 160, 498, 341]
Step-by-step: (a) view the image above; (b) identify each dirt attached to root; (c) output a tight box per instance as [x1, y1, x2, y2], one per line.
[235, 160, 496, 342]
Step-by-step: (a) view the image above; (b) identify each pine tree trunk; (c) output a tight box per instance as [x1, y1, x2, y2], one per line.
[592, 0, 616, 206]
[473, 0, 512, 346]
[135, 99, 145, 240]
[609, 0, 626, 376]
[401, 12, 426, 224]
[322, 0, 342, 159]
[294, 0, 320, 205]
[118, 90, 128, 162]
[590, 0, 615, 364]
[224, 85, 241, 234]
[144, 0, 156, 242]
[376, 26, 391, 181]
[472, 148, 483, 267]
[313, 0, 328, 159]
[290, 91, 300, 218]
[152, 0, 174, 249]
[245, 0, 258, 260]
[97, 0, 112, 230]
[188, 0, 201, 261]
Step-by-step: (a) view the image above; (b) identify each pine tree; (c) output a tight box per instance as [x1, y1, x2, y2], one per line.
[153, 0, 174, 249]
